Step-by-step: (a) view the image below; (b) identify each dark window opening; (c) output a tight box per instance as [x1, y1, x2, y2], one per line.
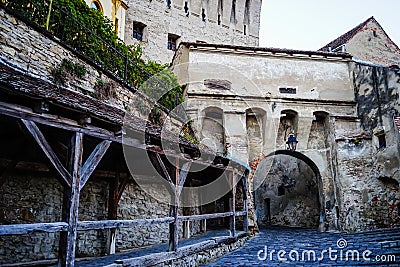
[230, 0, 236, 24]
[378, 134, 386, 149]
[217, 0, 223, 25]
[244, 25, 247, 35]
[277, 185, 285, 196]
[166, 0, 171, 8]
[218, 14, 221, 25]
[132, 22, 145, 41]
[184, 1, 189, 15]
[373, 30, 377, 37]
[202, 8, 206, 22]
[279, 87, 297, 94]
[167, 34, 179, 51]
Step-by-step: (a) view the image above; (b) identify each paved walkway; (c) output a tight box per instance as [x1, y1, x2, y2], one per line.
[204, 226, 400, 266]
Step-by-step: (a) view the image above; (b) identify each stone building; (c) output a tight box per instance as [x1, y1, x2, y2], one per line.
[123, 0, 262, 63]
[172, 42, 400, 232]
[320, 16, 400, 67]
[84, 0, 128, 40]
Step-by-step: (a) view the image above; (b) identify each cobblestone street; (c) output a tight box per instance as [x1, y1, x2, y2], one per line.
[204, 227, 400, 266]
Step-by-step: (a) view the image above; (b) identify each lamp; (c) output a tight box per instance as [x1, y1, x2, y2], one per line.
[286, 133, 298, 151]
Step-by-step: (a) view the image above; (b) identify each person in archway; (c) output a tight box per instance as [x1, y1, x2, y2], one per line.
[286, 133, 298, 151]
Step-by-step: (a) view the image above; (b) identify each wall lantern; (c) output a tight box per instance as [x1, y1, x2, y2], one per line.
[286, 133, 298, 151]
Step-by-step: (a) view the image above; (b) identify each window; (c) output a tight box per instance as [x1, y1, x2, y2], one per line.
[244, 25, 247, 35]
[378, 134, 386, 149]
[184, 1, 189, 15]
[90, 0, 103, 13]
[166, 0, 171, 8]
[217, 0, 223, 25]
[279, 87, 297, 94]
[167, 34, 179, 51]
[201, 8, 206, 22]
[132, 22, 145, 41]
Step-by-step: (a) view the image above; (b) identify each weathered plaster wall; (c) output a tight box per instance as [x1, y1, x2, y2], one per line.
[124, 0, 261, 63]
[346, 19, 400, 67]
[255, 155, 319, 228]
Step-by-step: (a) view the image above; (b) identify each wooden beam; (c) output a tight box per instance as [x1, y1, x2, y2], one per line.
[178, 212, 234, 222]
[21, 119, 71, 187]
[154, 153, 174, 185]
[79, 140, 112, 190]
[60, 132, 83, 267]
[77, 217, 175, 230]
[0, 222, 68, 235]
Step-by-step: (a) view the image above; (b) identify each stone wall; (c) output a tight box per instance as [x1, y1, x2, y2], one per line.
[124, 0, 261, 63]
[0, 7, 177, 124]
[254, 155, 319, 228]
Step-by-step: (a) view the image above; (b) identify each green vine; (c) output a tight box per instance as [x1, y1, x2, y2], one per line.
[51, 58, 86, 85]
[3, 0, 183, 111]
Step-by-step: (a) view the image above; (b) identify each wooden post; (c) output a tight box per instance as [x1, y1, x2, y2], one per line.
[107, 173, 129, 255]
[107, 172, 119, 255]
[242, 176, 249, 233]
[169, 158, 179, 252]
[229, 172, 236, 237]
[61, 132, 83, 267]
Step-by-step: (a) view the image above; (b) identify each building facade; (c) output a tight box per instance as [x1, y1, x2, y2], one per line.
[172, 42, 400, 232]
[320, 17, 400, 67]
[84, 0, 128, 40]
[123, 0, 262, 63]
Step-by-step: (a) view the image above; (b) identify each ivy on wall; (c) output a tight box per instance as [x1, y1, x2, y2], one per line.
[2, 0, 183, 111]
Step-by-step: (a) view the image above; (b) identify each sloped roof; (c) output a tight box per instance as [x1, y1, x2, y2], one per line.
[319, 16, 400, 52]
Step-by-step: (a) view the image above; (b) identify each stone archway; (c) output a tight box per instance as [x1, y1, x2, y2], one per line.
[254, 150, 324, 230]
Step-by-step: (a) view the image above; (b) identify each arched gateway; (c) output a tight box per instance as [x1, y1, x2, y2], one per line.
[254, 150, 325, 230]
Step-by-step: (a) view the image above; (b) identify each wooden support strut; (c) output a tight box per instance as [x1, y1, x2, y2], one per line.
[21, 119, 72, 187]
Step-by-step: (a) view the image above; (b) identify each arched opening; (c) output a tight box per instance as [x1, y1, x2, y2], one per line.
[201, 107, 225, 153]
[277, 110, 298, 149]
[254, 150, 323, 229]
[246, 108, 266, 162]
[90, 0, 103, 14]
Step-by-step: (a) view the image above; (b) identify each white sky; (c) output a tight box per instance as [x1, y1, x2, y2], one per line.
[259, 0, 400, 51]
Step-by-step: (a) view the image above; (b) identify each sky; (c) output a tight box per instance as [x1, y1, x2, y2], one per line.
[259, 0, 400, 51]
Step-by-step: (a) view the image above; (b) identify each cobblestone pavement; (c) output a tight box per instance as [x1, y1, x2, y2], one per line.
[204, 227, 400, 266]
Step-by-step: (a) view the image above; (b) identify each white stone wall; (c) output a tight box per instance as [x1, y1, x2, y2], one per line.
[124, 0, 261, 63]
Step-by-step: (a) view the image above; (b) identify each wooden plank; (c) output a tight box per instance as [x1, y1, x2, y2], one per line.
[168, 204, 178, 252]
[21, 119, 72, 187]
[0, 259, 59, 267]
[178, 212, 234, 222]
[0, 102, 141, 147]
[234, 211, 247, 217]
[78, 217, 175, 231]
[0, 222, 68, 235]
[63, 132, 84, 267]
[79, 140, 111, 190]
